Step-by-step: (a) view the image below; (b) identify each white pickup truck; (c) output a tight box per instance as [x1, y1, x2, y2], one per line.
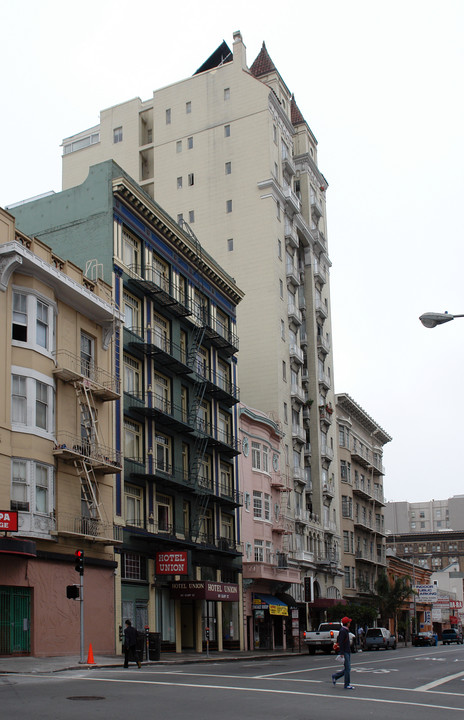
[303, 622, 357, 655]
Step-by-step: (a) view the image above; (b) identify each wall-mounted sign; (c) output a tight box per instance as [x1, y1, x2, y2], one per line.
[170, 581, 239, 602]
[414, 584, 438, 602]
[450, 600, 463, 609]
[0, 511, 18, 532]
[156, 551, 189, 575]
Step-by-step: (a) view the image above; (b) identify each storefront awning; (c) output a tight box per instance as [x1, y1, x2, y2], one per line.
[253, 594, 288, 616]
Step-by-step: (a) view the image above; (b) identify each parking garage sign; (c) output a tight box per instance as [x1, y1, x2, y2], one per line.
[414, 584, 438, 602]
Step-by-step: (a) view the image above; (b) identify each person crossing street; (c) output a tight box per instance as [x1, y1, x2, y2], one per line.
[331, 617, 354, 690]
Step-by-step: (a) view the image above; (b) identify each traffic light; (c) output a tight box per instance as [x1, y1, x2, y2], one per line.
[66, 585, 80, 599]
[74, 549, 84, 575]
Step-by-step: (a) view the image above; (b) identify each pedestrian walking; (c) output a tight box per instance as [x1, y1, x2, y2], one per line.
[123, 619, 141, 669]
[357, 625, 365, 648]
[331, 616, 354, 690]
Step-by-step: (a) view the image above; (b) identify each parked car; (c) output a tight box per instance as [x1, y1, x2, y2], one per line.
[413, 631, 436, 647]
[303, 622, 357, 655]
[365, 627, 397, 650]
[442, 628, 464, 645]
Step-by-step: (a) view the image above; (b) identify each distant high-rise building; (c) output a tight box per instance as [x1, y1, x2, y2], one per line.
[385, 497, 464, 534]
[60, 31, 342, 609]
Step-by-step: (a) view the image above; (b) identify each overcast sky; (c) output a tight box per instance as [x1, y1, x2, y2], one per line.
[2, 0, 463, 503]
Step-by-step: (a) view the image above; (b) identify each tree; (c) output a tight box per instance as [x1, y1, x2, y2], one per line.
[326, 602, 377, 628]
[367, 572, 413, 633]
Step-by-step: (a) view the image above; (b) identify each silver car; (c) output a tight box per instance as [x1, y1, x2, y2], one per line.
[365, 627, 397, 650]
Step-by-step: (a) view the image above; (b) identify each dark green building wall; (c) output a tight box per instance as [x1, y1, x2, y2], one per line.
[10, 162, 120, 286]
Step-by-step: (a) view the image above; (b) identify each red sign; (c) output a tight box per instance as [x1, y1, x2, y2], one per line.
[450, 600, 463, 609]
[156, 551, 189, 575]
[0, 511, 18, 532]
[170, 580, 239, 602]
[450, 615, 459, 624]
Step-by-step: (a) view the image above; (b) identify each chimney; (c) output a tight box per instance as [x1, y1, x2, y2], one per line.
[232, 30, 247, 70]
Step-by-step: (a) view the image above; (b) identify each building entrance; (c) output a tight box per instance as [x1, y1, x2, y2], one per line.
[0, 586, 31, 655]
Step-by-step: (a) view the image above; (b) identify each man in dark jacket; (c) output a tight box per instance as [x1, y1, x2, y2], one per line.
[124, 619, 141, 668]
[331, 617, 354, 689]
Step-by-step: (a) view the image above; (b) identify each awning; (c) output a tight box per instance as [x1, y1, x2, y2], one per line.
[253, 594, 288, 616]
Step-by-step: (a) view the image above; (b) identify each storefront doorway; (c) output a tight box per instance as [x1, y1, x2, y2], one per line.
[0, 586, 31, 655]
[181, 601, 195, 649]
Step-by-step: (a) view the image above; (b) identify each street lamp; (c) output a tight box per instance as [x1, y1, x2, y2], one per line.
[419, 312, 464, 329]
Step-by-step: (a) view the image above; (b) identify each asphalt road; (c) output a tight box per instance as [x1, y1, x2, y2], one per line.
[2, 644, 464, 719]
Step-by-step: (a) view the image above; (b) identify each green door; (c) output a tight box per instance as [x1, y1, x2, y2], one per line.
[0, 586, 31, 654]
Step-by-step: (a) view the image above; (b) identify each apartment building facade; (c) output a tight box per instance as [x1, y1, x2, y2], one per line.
[11, 160, 244, 654]
[336, 393, 392, 601]
[386, 530, 464, 574]
[385, 497, 464, 534]
[60, 31, 343, 607]
[238, 403, 300, 650]
[0, 207, 120, 656]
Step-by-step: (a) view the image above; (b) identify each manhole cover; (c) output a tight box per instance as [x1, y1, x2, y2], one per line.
[67, 696, 105, 701]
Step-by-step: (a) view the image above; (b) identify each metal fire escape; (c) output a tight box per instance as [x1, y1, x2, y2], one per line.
[186, 315, 211, 542]
[73, 378, 107, 525]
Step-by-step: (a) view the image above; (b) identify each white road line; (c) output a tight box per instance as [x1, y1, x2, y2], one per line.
[6, 672, 464, 705]
[416, 670, 464, 691]
[79, 676, 464, 711]
[256, 651, 458, 678]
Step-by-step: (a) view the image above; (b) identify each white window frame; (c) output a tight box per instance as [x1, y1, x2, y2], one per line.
[253, 490, 262, 519]
[124, 418, 142, 461]
[264, 493, 271, 521]
[155, 432, 171, 474]
[123, 354, 141, 396]
[262, 446, 269, 473]
[254, 539, 263, 562]
[122, 229, 140, 271]
[11, 458, 54, 536]
[123, 291, 140, 333]
[12, 288, 55, 356]
[156, 494, 172, 533]
[125, 484, 143, 527]
[11, 367, 55, 439]
[251, 442, 261, 470]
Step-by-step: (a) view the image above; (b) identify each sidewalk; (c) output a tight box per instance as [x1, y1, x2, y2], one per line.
[0, 648, 307, 675]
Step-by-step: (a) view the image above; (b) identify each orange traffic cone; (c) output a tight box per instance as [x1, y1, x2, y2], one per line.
[86, 643, 95, 665]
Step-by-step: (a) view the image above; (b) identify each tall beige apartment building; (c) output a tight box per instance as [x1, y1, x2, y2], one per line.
[61, 32, 342, 609]
[335, 393, 391, 601]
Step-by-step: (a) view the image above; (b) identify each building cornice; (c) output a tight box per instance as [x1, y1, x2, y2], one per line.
[336, 392, 392, 445]
[0, 241, 121, 335]
[112, 177, 244, 307]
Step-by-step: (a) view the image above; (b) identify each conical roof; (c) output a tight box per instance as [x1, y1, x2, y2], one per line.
[291, 94, 306, 126]
[250, 41, 277, 78]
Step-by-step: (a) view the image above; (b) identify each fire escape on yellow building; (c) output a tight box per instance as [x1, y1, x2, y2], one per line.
[53, 349, 122, 544]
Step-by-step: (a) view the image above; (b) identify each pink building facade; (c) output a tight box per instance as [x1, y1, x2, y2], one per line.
[239, 405, 300, 651]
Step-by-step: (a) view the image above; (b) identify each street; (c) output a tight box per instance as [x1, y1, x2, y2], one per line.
[2, 644, 464, 719]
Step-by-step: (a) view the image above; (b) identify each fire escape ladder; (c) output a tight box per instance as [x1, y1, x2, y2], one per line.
[73, 379, 105, 522]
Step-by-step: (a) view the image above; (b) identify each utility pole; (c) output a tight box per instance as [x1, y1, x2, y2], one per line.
[75, 550, 85, 663]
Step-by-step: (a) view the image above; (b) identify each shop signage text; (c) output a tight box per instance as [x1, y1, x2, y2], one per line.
[0, 511, 18, 532]
[156, 551, 189, 575]
[170, 581, 239, 601]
